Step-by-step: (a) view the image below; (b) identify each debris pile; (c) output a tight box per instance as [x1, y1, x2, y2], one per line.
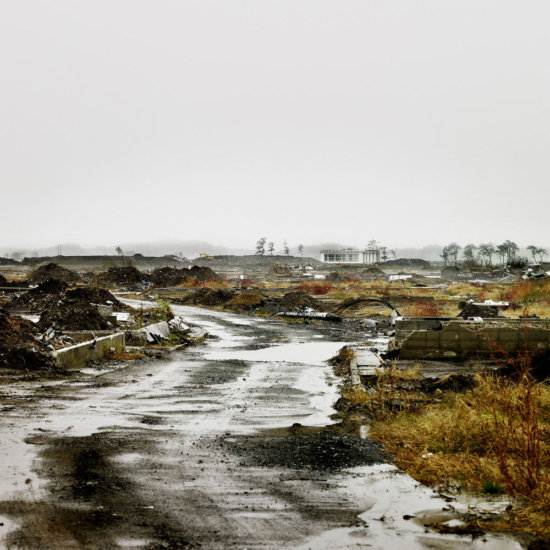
[37, 299, 111, 331]
[28, 263, 80, 284]
[7, 279, 69, 311]
[65, 287, 124, 310]
[458, 301, 502, 319]
[0, 309, 54, 370]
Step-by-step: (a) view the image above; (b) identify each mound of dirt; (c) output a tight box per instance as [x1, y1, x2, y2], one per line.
[148, 267, 190, 287]
[28, 263, 80, 284]
[98, 266, 144, 285]
[0, 309, 55, 370]
[188, 265, 221, 282]
[7, 279, 69, 311]
[176, 288, 236, 307]
[0, 274, 7, 285]
[65, 287, 124, 310]
[279, 291, 321, 311]
[38, 299, 110, 331]
[228, 291, 265, 311]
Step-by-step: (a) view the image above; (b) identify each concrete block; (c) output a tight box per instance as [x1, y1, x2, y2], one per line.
[54, 332, 125, 370]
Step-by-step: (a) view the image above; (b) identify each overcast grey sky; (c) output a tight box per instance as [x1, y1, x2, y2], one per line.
[1, 1, 549, 251]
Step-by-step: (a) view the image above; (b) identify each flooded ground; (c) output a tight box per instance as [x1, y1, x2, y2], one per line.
[0, 303, 523, 549]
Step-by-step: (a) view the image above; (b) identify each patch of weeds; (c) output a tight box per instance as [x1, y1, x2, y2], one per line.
[369, 355, 550, 539]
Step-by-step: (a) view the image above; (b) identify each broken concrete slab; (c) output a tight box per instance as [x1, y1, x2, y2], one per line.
[127, 321, 171, 345]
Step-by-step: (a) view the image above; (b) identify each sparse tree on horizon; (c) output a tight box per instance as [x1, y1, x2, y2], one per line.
[283, 240, 289, 256]
[527, 245, 547, 263]
[478, 243, 495, 266]
[116, 246, 123, 257]
[298, 244, 304, 257]
[255, 238, 266, 256]
[462, 244, 478, 266]
[268, 242, 275, 256]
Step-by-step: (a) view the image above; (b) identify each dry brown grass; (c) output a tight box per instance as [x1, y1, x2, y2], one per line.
[369, 374, 550, 538]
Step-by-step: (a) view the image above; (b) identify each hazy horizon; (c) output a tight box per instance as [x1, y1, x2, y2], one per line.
[2, 1, 549, 249]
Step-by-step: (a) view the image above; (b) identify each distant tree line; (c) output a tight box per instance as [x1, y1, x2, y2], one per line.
[441, 241, 547, 267]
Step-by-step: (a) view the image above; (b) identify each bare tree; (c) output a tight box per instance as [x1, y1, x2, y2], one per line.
[283, 240, 289, 256]
[268, 242, 275, 256]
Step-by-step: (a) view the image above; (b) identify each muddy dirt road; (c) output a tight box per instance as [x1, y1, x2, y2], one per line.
[0, 304, 522, 549]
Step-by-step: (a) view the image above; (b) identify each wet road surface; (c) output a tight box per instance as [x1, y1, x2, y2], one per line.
[0, 304, 522, 549]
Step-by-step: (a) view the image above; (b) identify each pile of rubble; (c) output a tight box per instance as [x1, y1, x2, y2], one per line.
[0, 309, 54, 370]
[7, 279, 125, 331]
[8, 279, 69, 311]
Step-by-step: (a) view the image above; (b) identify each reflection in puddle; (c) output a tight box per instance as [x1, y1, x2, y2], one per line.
[204, 341, 348, 366]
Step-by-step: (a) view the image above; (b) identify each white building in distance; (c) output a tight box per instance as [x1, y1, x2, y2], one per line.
[320, 248, 380, 264]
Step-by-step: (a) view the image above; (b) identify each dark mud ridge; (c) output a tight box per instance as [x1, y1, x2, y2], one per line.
[221, 429, 388, 470]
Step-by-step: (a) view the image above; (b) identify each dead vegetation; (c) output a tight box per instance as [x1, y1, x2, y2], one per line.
[365, 357, 550, 539]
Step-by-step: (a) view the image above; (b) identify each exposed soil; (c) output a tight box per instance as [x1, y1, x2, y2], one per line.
[28, 263, 80, 284]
